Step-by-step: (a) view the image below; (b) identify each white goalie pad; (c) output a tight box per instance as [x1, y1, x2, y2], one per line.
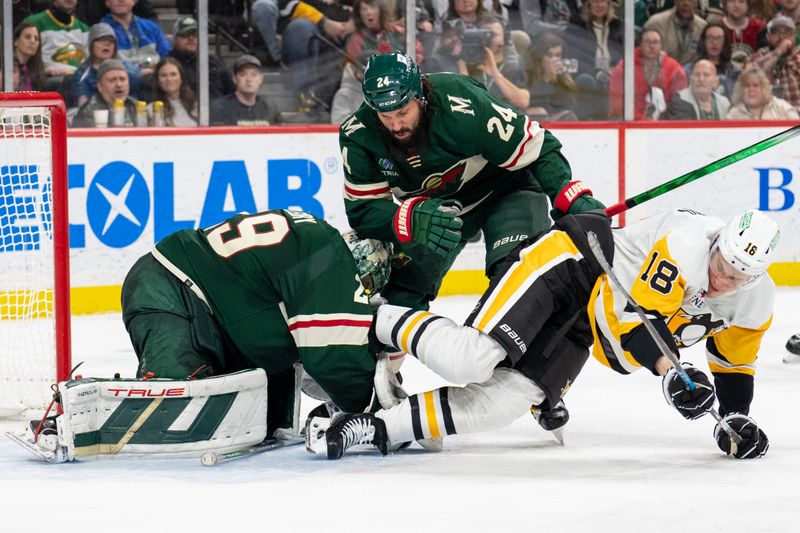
[7, 369, 269, 462]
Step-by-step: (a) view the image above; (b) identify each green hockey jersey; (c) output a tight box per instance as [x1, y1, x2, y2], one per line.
[152, 210, 375, 412]
[340, 72, 574, 241]
[25, 10, 89, 72]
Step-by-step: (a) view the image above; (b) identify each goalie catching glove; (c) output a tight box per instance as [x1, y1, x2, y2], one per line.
[662, 363, 715, 420]
[714, 413, 769, 459]
[393, 197, 463, 256]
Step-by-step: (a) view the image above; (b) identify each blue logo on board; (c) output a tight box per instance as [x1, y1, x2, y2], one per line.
[86, 162, 150, 248]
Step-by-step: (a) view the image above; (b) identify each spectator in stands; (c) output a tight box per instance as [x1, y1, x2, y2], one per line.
[564, 0, 624, 119]
[756, 0, 800, 49]
[609, 28, 689, 119]
[24, 0, 89, 86]
[251, 0, 283, 64]
[72, 23, 140, 107]
[102, 0, 170, 75]
[752, 14, 800, 109]
[526, 33, 578, 120]
[422, 18, 464, 73]
[278, 0, 354, 117]
[518, 0, 579, 39]
[749, 0, 776, 23]
[151, 57, 198, 126]
[346, 0, 424, 64]
[76, 0, 157, 26]
[644, 0, 708, 64]
[665, 59, 732, 118]
[330, 52, 371, 124]
[684, 23, 741, 97]
[434, 0, 508, 28]
[725, 65, 800, 118]
[210, 55, 280, 126]
[464, 15, 528, 111]
[73, 58, 138, 127]
[721, 0, 766, 61]
[13, 21, 45, 91]
[167, 17, 235, 101]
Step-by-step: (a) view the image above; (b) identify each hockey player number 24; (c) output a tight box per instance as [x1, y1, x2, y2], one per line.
[206, 212, 291, 258]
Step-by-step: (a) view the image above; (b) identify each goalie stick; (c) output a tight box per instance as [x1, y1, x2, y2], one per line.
[604, 124, 800, 217]
[585, 232, 743, 448]
[200, 436, 305, 466]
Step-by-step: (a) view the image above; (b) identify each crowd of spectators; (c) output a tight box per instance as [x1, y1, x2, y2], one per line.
[6, 0, 800, 126]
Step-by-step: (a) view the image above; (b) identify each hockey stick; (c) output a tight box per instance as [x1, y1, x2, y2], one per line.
[200, 436, 305, 466]
[604, 124, 800, 217]
[586, 232, 743, 447]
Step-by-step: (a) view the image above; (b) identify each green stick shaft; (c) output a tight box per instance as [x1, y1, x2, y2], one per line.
[605, 124, 800, 217]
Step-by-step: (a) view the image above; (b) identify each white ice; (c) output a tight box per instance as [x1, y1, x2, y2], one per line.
[2, 290, 800, 533]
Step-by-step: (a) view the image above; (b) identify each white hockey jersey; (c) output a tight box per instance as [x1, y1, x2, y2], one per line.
[588, 209, 774, 381]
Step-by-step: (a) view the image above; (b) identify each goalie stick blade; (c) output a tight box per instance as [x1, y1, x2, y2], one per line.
[200, 436, 305, 466]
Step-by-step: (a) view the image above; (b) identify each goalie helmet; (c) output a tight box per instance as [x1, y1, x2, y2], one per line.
[342, 230, 393, 295]
[716, 209, 780, 278]
[362, 51, 424, 112]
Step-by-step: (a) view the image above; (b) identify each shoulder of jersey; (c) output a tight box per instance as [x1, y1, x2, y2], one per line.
[427, 72, 487, 117]
[339, 104, 379, 142]
[664, 211, 723, 283]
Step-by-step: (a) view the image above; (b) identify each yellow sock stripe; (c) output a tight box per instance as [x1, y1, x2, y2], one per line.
[477, 232, 579, 331]
[74, 398, 164, 458]
[400, 311, 432, 354]
[423, 391, 441, 439]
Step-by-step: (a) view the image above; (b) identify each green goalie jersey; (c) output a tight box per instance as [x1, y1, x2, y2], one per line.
[152, 210, 375, 412]
[340, 72, 574, 241]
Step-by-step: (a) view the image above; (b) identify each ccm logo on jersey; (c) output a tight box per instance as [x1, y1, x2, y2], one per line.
[500, 323, 527, 353]
[492, 234, 528, 250]
[106, 388, 187, 398]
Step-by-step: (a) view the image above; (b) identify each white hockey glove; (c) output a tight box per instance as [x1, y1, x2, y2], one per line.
[374, 350, 408, 409]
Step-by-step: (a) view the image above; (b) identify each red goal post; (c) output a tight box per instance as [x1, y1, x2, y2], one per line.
[0, 92, 71, 417]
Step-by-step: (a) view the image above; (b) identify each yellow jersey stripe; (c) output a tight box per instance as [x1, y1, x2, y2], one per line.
[476, 231, 580, 332]
[400, 312, 432, 354]
[423, 391, 441, 439]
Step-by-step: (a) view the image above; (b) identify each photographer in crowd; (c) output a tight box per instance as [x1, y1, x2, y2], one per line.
[526, 33, 579, 120]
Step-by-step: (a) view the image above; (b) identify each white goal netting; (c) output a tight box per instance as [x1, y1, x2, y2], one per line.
[0, 106, 60, 417]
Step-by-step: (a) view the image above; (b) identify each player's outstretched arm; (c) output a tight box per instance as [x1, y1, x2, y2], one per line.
[662, 362, 716, 420]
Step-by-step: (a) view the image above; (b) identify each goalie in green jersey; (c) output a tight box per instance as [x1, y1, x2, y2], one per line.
[9, 209, 397, 463]
[340, 51, 606, 310]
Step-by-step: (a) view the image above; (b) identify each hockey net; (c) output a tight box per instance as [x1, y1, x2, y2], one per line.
[0, 93, 71, 418]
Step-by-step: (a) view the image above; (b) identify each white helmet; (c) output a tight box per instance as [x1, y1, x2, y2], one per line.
[342, 230, 393, 295]
[716, 209, 780, 278]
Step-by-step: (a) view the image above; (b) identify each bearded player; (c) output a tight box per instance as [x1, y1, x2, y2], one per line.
[340, 51, 605, 311]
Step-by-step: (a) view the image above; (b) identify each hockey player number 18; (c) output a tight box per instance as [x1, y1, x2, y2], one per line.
[640, 251, 679, 295]
[206, 212, 291, 258]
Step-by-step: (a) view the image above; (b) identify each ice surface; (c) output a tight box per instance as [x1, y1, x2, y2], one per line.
[2, 290, 800, 532]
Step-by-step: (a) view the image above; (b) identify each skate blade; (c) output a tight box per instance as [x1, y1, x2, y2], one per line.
[783, 352, 800, 364]
[550, 427, 565, 446]
[5, 431, 59, 462]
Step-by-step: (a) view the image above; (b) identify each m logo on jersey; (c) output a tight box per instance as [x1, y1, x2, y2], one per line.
[668, 309, 726, 347]
[341, 116, 365, 137]
[447, 95, 474, 116]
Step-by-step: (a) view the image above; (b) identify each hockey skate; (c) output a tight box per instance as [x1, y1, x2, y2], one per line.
[6, 416, 69, 463]
[531, 400, 569, 445]
[307, 413, 388, 459]
[784, 334, 800, 364]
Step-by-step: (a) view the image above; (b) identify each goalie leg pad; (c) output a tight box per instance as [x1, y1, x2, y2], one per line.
[10, 369, 270, 462]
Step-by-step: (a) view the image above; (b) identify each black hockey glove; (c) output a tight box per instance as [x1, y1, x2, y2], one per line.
[393, 197, 463, 256]
[714, 413, 769, 459]
[662, 363, 715, 420]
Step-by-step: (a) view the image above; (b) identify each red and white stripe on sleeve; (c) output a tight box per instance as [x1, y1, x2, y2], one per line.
[499, 116, 546, 171]
[286, 313, 373, 347]
[343, 177, 393, 202]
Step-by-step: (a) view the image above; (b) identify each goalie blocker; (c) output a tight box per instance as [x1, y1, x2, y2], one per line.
[6, 369, 286, 463]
